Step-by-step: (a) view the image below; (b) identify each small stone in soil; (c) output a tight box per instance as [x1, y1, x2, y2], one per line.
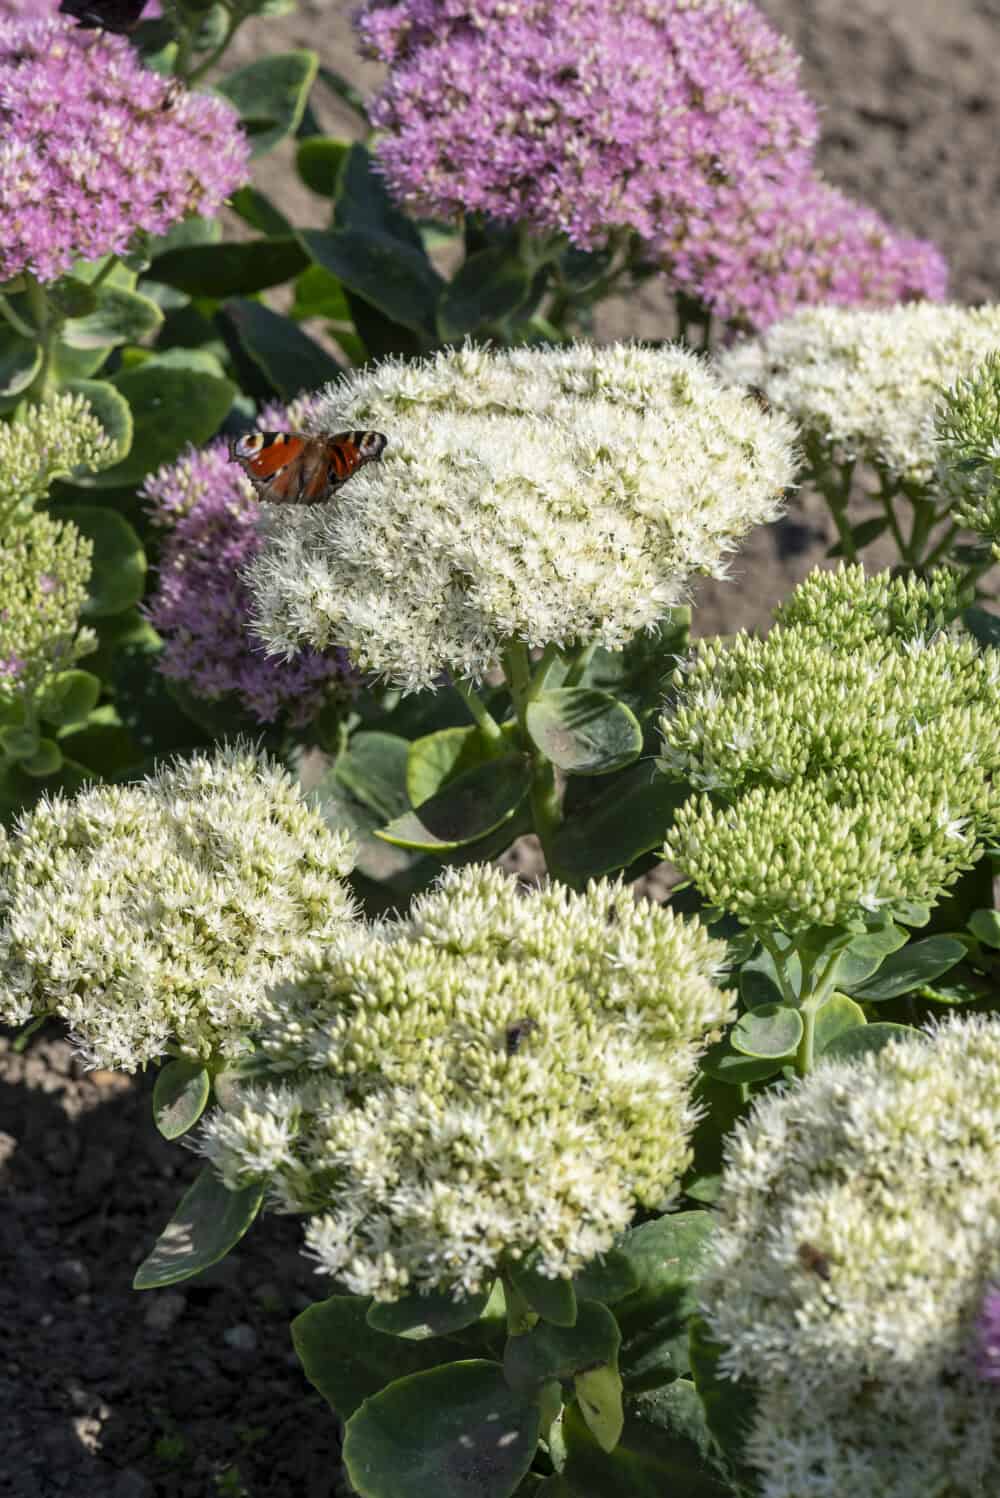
[143, 1290, 187, 1334]
[54, 1257, 91, 1294]
[223, 1323, 258, 1353]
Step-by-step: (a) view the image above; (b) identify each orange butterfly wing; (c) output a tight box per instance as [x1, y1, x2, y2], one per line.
[229, 430, 387, 505]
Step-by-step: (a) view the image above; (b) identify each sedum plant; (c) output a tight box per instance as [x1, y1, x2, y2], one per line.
[717, 301, 1000, 573]
[0, 746, 357, 1069]
[660, 565, 1000, 1074]
[247, 340, 796, 888]
[700, 1014, 1000, 1498]
[935, 351, 1000, 567]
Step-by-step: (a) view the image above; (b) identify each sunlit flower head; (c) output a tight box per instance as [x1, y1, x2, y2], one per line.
[718, 302, 1000, 486]
[0, 747, 357, 1070]
[198, 863, 731, 1300]
[0, 17, 248, 283]
[246, 342, 797, 689]
[935, 351, 1000, 549]
[701, 1013, 1000, 1497]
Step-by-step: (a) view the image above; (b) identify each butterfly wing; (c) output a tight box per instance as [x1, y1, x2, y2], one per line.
[59, 0, 147, 32]
[228, 430, 388, 505]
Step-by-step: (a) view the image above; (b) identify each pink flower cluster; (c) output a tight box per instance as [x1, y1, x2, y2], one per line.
[357, 0, 946, 328]
[143, 438, 354, 728]
[974, 1286, 1000, 1382]
[0, 17, 249, 283]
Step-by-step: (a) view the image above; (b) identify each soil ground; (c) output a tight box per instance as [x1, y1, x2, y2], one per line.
[3, 3, 998, 1495]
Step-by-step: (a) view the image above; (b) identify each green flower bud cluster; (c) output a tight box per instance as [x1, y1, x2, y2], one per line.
[935, 351, 1000, 551]
[0, 507, 94, 707]
[659, 566, 1000, 930]
[199, 864, 731, 1301]
[701, 1014, 1000, 1498]
[0, 391, 112, 506]
[0, 749, 357, 1070]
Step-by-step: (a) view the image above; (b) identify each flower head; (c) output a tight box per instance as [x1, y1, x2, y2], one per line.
[660, 565, 1000, 930]
[143, 424, 356, 727]
[0, 389, 113, 501]
[0, 507, 95, 709]
[358, 0, 943, 330]
[701, 1013, 1000, 1497]
[0, 17, 249, 283]
[246, 342, 797, 689]
[935, 352, 1000, 548]
[0, 747, 357, 1070]
[718, 303, 1000, 486]
[198, 863, 731, 1300]
[974, 1285, 1000, 1383]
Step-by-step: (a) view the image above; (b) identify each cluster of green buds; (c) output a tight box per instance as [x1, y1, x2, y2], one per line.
[936, 351, 1000, 559]
[0, 394, 113, 786]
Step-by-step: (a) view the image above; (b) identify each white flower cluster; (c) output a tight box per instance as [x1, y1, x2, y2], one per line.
[701, 1014, 1000, 1498]
[199, 864, 731, 1300]
[718, 302, 1000, 486]
[660, 566, 1000, 929]
[247, 343, 796, 690]
[0, 748, 357, 1070]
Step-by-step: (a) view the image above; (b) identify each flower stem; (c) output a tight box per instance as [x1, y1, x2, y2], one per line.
[23, 276, 60, 404]
[819, 459, 857, 561]
[503, 640, 571, 884]
[452, 678, 506, 751]
[561, 641, 596, 688]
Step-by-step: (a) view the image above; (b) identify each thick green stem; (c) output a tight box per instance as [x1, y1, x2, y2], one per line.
[819, 459, 857, 561]
[0, 293, 40, 342]
[502, 1272, 538, 1336]
[23, 276, 59, 404]
[795, 1002, 817, 1076]
[452, 678, 506, 751]
[503, 641, 571, 884]
[907, 494, 938, 566]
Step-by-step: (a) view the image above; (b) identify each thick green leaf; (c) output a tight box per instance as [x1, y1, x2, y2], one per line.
[217, 297, 341, 401]
[822, 1021, 920, 1060]
[848, 935, 966, 1001]
[367, 1285, 494, 1341]
[699, 1039, 783, 1087]
[407, 724, 516, 808]
[334, 731, 412, 823]
[153, 1058, 211, 1140]
[814, 992, 867, 1054]
[963, 604, 1000, 651]
[968, 908, 1000, 947]
[560, 1389, 730, 1498]
[216, 51, 319, 158]
[832, 923, 908, 989]
[550, 764, 688, 882]
[151, 238, 309, 297]
[739, 940, 801, 1006]
[48, 277, 98, 319]
[576, 1362, 625, 1455]
[730, 1002, 802, 1061]
[0, 323, 41, 397]
[506, 1255, 577, 1328]
[572, 1251, 640, 1308]
[345, 285, 424, 361]
[335, 143, 425, 249]
[37, 670, 101, 727]
[438, 248, 535, 340]
[227, 184, 293, 238]
[52, 506, 145, 617]
[312, 773, 432, 900]
[300, 227, 443, 339]
[297, 135, 350, 197]
[377, 753, 532, 852]
[525, 689, 642, 776]
[290, 264, 352, 323]
[614, 1212, 714, 1392]
[342, 1360, 540, 1498]
[884, 898, 932, 927]
[90, 362, 235, 487]
[916, 967, 993, 1005]
[20, 738, 63, 777]
[133, 1167, 263, 1289]
[504, 1300, 618, 1396]
[61, 285, 163, 350]
[292, 1296, 462, 1420]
